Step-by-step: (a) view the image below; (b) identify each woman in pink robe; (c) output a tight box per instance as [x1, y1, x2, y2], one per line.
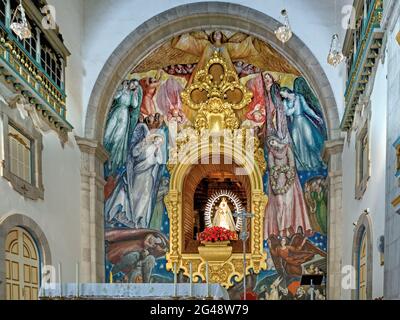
[245, 75, 266, 125]
[264, 136, 312, 238]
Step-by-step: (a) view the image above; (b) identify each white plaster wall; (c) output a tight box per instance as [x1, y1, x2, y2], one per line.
[0, 0, 84, 283]
[81, 0, 352, 129]
[48, 0, 85, 136]
[341, 60, 387, 299]
[384, 11, 400, 299]
[0, 132, 81, 283]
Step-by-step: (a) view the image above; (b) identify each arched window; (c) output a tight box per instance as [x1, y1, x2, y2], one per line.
[357, 227, 367, 299]
[5, 227, 40, 300]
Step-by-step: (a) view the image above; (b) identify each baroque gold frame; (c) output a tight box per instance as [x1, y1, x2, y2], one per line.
[180, 51, 253, 132]
[165, 140, 268, 288]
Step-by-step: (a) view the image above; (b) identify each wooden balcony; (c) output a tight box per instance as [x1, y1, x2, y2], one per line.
[341, 0, 384, 131]
[0, 1, 72, 140]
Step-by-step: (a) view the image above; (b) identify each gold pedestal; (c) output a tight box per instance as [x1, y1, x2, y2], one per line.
[198, 241, 233, 263]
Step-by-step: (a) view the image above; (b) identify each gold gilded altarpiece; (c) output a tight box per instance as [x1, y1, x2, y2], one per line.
[165, 51, 269, 288]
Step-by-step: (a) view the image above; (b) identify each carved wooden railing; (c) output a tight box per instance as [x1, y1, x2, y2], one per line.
[341, 0, 384, 131]
[0, 23, 72, 139]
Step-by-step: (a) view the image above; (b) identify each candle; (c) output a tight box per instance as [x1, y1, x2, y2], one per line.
[206, 262, 210, 298]
[75, 262, 80, 298]
[173, 262, 178, 297]
[58, 262, 62, 298]
[189, 262, 193, 297]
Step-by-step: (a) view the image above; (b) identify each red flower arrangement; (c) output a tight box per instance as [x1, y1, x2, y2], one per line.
[199, 226, 238, 242]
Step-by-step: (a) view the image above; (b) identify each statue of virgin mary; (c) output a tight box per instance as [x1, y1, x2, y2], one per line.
[213, 197, 236, 231]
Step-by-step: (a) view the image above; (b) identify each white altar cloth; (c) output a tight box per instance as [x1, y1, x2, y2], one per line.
[39, 283, 230, 300]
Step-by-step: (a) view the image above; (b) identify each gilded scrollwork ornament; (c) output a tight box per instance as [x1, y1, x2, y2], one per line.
[181, 51, 252, 132]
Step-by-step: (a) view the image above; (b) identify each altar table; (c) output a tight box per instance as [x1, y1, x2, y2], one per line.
[39, 283, 230, 300]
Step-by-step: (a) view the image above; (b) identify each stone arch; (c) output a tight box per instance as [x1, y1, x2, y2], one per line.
[0, 213, 52, 300]
[84, 2, 340, 142]
[80, 1, 344, 296]
[352, 211, 373, 300]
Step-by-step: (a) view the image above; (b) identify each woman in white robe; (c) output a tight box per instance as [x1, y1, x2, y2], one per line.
[127, 134, 164, 228]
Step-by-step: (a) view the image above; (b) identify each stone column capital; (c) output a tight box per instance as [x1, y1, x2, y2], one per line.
[322, 138, 344, 163]
[75, 136, 109, 163]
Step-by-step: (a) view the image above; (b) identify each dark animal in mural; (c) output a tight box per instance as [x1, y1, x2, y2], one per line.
[267, 232, 326, 295]
[280, 77, 327, 171]
[304, 177, 328, 235]
[106, 229, 168, 283]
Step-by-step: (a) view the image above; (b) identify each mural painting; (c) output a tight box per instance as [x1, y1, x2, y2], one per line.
[103, 30, 328, 299]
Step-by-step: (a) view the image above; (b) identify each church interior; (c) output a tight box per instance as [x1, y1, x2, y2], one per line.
[0, 0, 399, 301]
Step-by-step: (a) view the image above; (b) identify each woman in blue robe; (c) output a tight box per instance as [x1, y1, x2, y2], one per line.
[105, 116, 149, 226]
[280, 87, 325, 171]
[104, 79, 143, 176]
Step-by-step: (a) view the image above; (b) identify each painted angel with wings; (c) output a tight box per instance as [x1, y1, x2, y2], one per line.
[280, 77, 327, 171]
[171, 31, 261, 84]
[131, 30, 299, 123]
[267, 232, 326, 281]
[133, 30, 300, 78]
